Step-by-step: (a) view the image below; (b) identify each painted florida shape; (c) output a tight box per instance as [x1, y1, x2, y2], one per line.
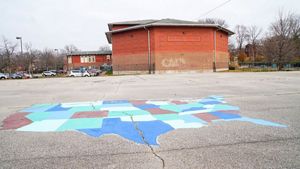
[0, 96, 287, 145]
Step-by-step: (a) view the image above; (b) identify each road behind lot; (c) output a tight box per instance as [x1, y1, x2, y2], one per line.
[0, 72, 300, 169]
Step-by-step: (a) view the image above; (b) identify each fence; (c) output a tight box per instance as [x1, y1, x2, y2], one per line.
[238, 62, 300, 71]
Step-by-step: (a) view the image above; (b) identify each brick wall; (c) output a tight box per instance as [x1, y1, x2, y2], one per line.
[66, 54, 110, 70]
[111, 26, 229, 73]
[153, 27, 229, 71]
[72, 55, 81, 63]
[112, 28, 151, 71]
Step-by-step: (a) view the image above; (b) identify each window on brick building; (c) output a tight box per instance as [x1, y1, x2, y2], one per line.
[80, 55, 96, 63]
[80, 56, 85, 63]
[67, 56, 72, 64]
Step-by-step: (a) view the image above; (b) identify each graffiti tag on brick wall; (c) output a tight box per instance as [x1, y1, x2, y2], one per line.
[161, 58, 186, 68]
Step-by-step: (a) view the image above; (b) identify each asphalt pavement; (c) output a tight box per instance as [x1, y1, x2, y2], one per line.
[0, 72, 299, 169]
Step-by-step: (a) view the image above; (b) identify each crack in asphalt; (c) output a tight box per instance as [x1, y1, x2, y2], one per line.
[126, 113, 165, 169]
[113, 80, 122, 94]
[0, 136, 299, 163]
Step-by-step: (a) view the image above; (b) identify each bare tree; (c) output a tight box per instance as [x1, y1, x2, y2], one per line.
[290, 14, 300, 57]
[198, 18, 229, 28]
[263, 11, 300, 70]
[53, 49, 65, 70]
[23, 43, 37, 74]
[234, 25, 248, 52]
[99, 45, 111, 52]
[0, 49, 4, 72]
[228, 39, 237, 61]
[246, 26, 263, 63]
[39, 48, 55, 71]
[64, 44, 79, 54]
[1, 37, 17, 73]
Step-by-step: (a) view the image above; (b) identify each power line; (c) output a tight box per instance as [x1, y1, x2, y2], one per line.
[199, 0, 232, 18]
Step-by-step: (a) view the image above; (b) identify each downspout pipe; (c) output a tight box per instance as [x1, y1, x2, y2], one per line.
[213, 26, 221, 72]
[144, 26, 151, 74]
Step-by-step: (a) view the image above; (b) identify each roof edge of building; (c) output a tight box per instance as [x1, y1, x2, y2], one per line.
[105, 23, 234, 44]
[67, 50, 112, 56]
[107, 19, 159, 31]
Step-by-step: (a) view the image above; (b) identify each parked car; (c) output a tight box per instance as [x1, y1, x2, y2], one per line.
[22, 73, 32, 79]
[42, 71, 56, 77]
[100, 64, 112, 71]
[57, 69, 65, 74]
[49, 70, 57, 73]
[0, 73, 8, 79]
[10, 73, 23, 79]
[87, 69, 101, 76]
[68, 70, 90, 77]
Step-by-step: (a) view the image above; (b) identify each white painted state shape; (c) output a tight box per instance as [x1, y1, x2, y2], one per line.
[145, 101, 169, 105]
[163, 120, 206, 129]
[203, 105, 215, 109]
[178, 109, 213, 115]
[17, 119, 68, 132]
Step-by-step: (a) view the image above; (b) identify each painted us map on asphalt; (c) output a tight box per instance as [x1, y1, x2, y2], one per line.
[1, 96, 287, 145]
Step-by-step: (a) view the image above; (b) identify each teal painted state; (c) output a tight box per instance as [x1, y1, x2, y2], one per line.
[102, 103, 133, 108]
[57, 118, 103, 131]
[180, 115, 207, 124]
[177, 103, 204, 111]
[159, 105, 182, 113]
[26, 111, 54, 121]
[154, 114, 180, 121]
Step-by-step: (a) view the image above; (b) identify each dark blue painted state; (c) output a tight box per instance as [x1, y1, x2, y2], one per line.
[182, 107, 206, 112]
[210, 112, 241, 119]
[45, 104, 71, 112]
[78, 118, 174, 145]
[135, 104, 159, 110]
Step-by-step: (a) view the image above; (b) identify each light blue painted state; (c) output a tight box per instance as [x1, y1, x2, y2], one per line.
[213, 117, 287, 127]
[17, 119, 68, 132]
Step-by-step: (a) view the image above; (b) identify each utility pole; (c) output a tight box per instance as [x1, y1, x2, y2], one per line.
[213, 30, 217, 72]
[16, 37, 24, 72]
[54, 49, 59, 70]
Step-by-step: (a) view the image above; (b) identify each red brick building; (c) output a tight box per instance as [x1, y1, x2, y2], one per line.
[66, 51, 112, 70]
[105, 19, 234, 74]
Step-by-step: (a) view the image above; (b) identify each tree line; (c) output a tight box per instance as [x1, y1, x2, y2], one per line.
[0, 40, 80, 73]
[0, 38, 111, 73]
[200, 10, 300, 70]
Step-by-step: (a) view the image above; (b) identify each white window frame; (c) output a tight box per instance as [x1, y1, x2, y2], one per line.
[80, 56, 85, 63]
[68, 56, 72, 64]
[80, 55, 96, 63]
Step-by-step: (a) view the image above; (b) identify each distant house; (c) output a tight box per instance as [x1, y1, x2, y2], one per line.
[65, 51, 112, 70]
[105, 19, 234, 74]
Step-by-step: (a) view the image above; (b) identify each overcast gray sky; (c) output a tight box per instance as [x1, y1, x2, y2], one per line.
[0, 0, 299, 51]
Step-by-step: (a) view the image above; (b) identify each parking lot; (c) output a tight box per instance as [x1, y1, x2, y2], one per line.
[0, 72, 300, 169]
